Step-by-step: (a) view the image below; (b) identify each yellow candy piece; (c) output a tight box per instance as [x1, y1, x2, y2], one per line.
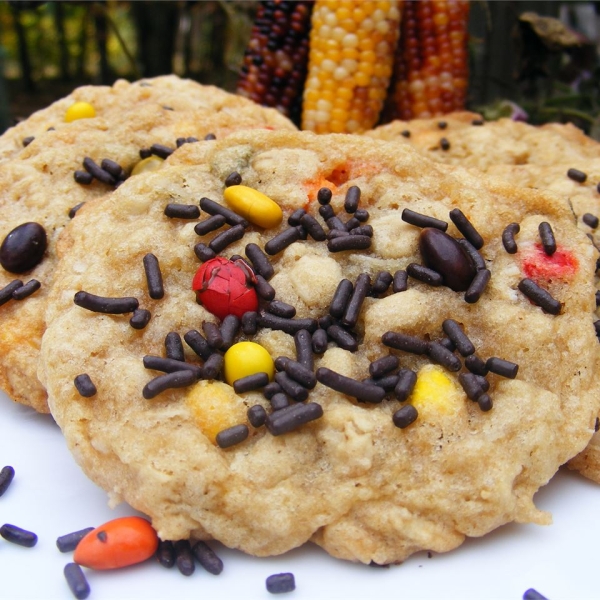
[223, 185, 283, 229]
[130, 156, 164, 176]
[65, 101, 96, 123]
[186, 380, 247, 444]
[410, 364, 462, 418]
[223, 341, 274, 386]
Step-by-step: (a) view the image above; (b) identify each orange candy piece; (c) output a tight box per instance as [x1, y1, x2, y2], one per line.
[73, 516, 159, 570]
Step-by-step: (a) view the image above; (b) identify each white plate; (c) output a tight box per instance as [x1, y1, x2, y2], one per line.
[1, 392, 598, 600]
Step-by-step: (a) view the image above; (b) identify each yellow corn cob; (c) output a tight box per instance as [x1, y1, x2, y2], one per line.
[383, 0, 470, 121]
[301, 0, 402, 134]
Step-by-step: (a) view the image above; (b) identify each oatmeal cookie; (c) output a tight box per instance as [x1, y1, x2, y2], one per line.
[39, 130, 600, 564]
[368, 114, 600, 481]
[0, 76, 295, 412]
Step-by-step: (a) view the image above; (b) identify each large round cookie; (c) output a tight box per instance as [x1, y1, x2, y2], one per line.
[0, 76, 295, 413]
[0, 75, 294, 163]
[40, 130, 600, 564]
[368, 114, 600, 482]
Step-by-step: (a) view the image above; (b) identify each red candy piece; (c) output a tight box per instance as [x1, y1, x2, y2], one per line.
[193, 257, 258, 320]
[521, 243, 578, 283]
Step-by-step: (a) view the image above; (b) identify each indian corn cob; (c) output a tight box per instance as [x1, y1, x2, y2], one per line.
[301, 0, 402, 134]
[383, 0, 470, 121]
[237, 1, 314, 125]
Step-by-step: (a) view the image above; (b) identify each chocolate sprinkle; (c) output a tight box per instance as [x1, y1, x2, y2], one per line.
[392, 404, 418, 428]
[254, 275, 276, 301]
[64, 563, 90, 600]
[74, 373, 97, 398]
[12, 279, 40, 300]
[317, 187, 332, 205]
[225, 171, 242, 187]
[233, 372, 269, 394]
[142, 356, 202, 377]
[247, 404, 267, 428]
[191, 540, 224, 575]
[264, 226, 302, 255]
[354, 208, 370, 222]
[0, 466, 15, 497]
[344, 185, 361, 213]
[427, 342, 462, 371]
[369, 355, 399, 379]
[440, 137, 450, 151]
[464, 354, 488, 376]
[371, 271, 393, 295]
[477, 394, 493, 411]
[458, 372, 486, 400]
[316, 367, 385, 403]
[265, 402, 323, 436]
[209, 223, 245, 254]
[143, 370, 197, 399]
[56, 528, 95, 553]
[312, 328, 329, 354]
[328, 234, 371, 253]
[165, 331, 185, 361]
[538, 222, 556, 256]
[518, 278, 561, 314]
[202, 321, 224, 349]
[220, 314, 240, 350]
[449, 209, 484, 249]
[258, 312, 318, 335]
[194, 243, 216, 262]
[270, 393, 290, 411]
[74, 170, 93, 185]
[130, 308, 151, 329]
[294, 329, 314, 370]
[327, 324, 358, 351]
[164, 203, 201, 219]
[245, 243, 274, 279]
[266, 573, 296, 594]
[464, 268, 491, 304]
[442, 319, 475, 356]
[156, 540, 175, 569]
[202, 353, 224, 379]
[143, 253, 164, 299]
[150, 143, 175, 159]
[486, 356, 519, 379]
[567, 168, 587, 183]
[583, 213, 599, 229]
[300, 214, 327, 241]
[241, 310, 259, 335]
[341, 273, 370, 328]
[394, 368, 417, 401]
[216, 424, 250, 448]
[200, 197, 249, 228]
[74, 291, 138, 314]
[267, 300, 296, 319]
[382, 332, 429, 355]
[194, 214, 226, 236]
[283, 359, 317, 389]
[329, 279, 353, 318]
[406, 263, 444, 287]
[0, 523, 38, 547]
[184, 330, 213, 361]
[457, 238, 486, 271]
[274, 371, 309, 401]
[174, 540, 195, 576]
[263, 381, 282, 399]
[401, 209, 448, 231]
[82, 157, 115, 185]
[501, 222, 520, 254]
[0, 279, 23, 306]
[319, 204, 335, 220]
[392, 270, 408, 292]
[288, 208, 306, 226]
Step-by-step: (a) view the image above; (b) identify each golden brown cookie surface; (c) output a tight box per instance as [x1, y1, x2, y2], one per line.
[0, 76, 295, 412]
[40, 130, 600, 564]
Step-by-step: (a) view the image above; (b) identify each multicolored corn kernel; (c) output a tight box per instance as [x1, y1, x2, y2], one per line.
[237, 0, 314, 124]
[383, 0, 470, 121]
